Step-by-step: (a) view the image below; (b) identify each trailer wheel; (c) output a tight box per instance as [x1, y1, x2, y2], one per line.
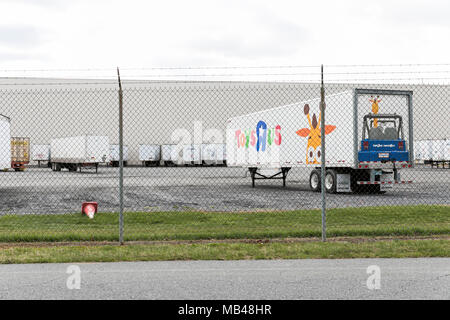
[309, 170, 321, 192]
[325, 170, 337, 194]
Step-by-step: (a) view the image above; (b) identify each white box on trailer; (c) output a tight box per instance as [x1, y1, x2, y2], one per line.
[431, 139, 447, 160]
[138, 144, 160, 161]
[227, 90, 413, 169]
[414, 140, 425, 161]
[161, 144, 177, 161]
[51, 136, 110, 164]
[422, 140, 433, 160]
[0, 115, 11, 170]
[110, 145, 129, 162]
[447, 139, 450, 160]
[32, 144, 50, 161]
[183, 144, 201, 164]
[226, 91, 355, 168]
[201, 144, 226, 164]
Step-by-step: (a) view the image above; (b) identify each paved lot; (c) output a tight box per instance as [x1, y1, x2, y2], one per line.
[0, 166, 449, 214]
[0, 258, 448, 299]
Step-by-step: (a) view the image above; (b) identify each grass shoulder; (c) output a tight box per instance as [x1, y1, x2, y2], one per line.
[0, 239, 448, 264]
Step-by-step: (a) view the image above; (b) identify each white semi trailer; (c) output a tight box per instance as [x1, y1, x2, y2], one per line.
[110, 144, 129, 167]
[0, 114, 11, 170]
[183, 144, 202, 166]
[201, 143, 226, 166]
[139, 144, 161, 167]
[226, 89, 414, 193]
[51, 136, 110, 173]
[415, 139, 449, 168]
[161, 144, 181, 166]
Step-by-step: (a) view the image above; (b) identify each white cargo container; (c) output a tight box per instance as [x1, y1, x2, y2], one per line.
[51, 136, 110, 172]
[421, 140, 433, 161]
[425, 139, 450, 168]
[161, 144, 181, 166]
[226, 89, 414, 193]
[447, 139, 450, 160]
[183, 144, 201, 165]
[139, 144, 161, 167]
[0, 115, 11, 170]
[431, 139, 447, 161]
[32, 144, 51, 167]
[110, 144, 129, 167]
[201, 144, 226, 166]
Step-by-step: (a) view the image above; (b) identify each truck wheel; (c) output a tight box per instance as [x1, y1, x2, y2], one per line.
[325, 170, 337, 194]
[309, 170, 321, 192]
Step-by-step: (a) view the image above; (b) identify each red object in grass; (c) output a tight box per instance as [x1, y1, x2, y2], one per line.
[82, 202, 98, 219]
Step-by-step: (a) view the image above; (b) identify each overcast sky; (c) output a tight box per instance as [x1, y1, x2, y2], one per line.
[0, 0, 449, 80]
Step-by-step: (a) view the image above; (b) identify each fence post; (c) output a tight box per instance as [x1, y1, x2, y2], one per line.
[320, 65, 327, 242]
[117, 67, 124, 245]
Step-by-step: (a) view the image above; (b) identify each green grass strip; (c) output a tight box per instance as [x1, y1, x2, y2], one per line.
[0, 239, 448, 264]
[0, 205, 448, 242]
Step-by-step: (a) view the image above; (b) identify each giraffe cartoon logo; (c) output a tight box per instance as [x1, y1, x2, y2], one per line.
[295, 104, 336, 164]
[369, 96, 382, 127]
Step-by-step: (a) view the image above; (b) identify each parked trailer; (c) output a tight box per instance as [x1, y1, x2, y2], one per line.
[226, 89, 414, 193]
[0, 115, 11, 171]
[183, 144, 202, 166]
[110, 144, 128, 167]
[161, 144, 180, 166]
[139, 144, 161, 167]
[201, 143, 226, 166]
[11, 137, 30, 171]
[50, 136, 110, 173]
[416, 139, 449, 168]
[32, 144, 51, 168]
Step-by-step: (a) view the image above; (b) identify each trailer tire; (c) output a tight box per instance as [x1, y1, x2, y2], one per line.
[309, 170, 321, 192]
[325, 170, 337, 194]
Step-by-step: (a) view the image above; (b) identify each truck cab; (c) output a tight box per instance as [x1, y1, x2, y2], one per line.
[358, 114, 409, 163]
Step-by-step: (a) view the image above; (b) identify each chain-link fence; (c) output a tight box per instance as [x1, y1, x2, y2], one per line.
[0, 65, 449, 242]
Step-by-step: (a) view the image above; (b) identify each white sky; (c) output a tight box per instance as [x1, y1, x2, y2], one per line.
[0, 0, 449, 81]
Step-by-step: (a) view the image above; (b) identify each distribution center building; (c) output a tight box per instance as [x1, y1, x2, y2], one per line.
[0, 78, 448, 165]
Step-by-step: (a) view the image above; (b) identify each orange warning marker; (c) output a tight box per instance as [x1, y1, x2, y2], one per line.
[82, 202, 98, 219]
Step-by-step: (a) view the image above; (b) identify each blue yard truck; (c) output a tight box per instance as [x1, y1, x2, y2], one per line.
[356, 112, 412, 193]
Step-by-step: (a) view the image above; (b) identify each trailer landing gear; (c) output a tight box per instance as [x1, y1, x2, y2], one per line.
[249, 167, 291, 188]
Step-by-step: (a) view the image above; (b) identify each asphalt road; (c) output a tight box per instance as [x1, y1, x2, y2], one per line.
[0, 258, 448, 300]
[0, 166, 449, 214]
